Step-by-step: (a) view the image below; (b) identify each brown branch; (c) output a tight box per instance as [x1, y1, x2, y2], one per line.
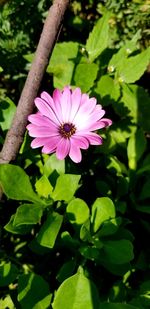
[0, 0, 70, 164]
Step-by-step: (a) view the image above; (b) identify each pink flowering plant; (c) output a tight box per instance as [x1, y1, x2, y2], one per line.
[1, 4, 150, 308]
[27, 86, 112, 163]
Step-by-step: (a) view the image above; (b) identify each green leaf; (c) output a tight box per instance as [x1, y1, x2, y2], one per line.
[13, 203, 44, 227]
[137, 154, 150, 174]
[18, 273, 51, 309]
[0, 97, 16, 131]
[136, 85, 150, 132]
[37, 212, 63, 248]
[91, 197, 116, 233]
[47, 42, 79, 89]
[0, 295, 15, 309]
[94, 75, 120, 106]
[23, 53, 34, 62]
[127, 128, 147, 170]
[53, 62, 75, 89]
[139, 179, 150, 200]
[99, 302, 139, 309]
[66, 198, 89, 225]
[103, 239, 134, 264]
[4, 215, 32, 235]
[0, 262, 18, 287]
[0, 164, 42, 204]
[86, 12, 110, 62]
[98, 218, 121, 237]
[43, 154, 65, 177]
[57, 260, 76, 283]
[80, 245, 101, 261]
[52, 268, 100, 309]
[74, 63, 98, 92]
[118, 84, 150, 132]
[80, 219, 91, 242]
[35, 175, 53, 198]
[108, 31, 140, 73]
[51, 174, 81, 202]
[117, 47, 150, 83]
[116, 84, 138, 121]
[107, 155, 128, 175]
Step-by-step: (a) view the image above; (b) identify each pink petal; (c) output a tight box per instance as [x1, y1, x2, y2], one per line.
[76, 131, 103, 145]
[27, 124, 58, 137]
[71, 135, 89, 149]
[41, 91, 54, 108]
[56, 138, 70, 160]
[28, 113, 57, 127]
[70, 88, 82, 122]
[74, 106, 105, 130]
[53, 89, 63, 122]
[61, 87, 72, 122]
[69, 139, 82, 163]
[34, 97, 60, 125]
[84, 117, 112, 131]
[31, 137, 51, 148]
[78, 95, 98, 115]
[101, 118, 112, 126]
[42, 136, 61, 154]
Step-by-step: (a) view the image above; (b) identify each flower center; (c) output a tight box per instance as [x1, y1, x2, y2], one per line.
[59, 123, 76, 138]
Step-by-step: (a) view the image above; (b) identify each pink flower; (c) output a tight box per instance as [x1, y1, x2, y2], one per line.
[27, 86, 112, 163]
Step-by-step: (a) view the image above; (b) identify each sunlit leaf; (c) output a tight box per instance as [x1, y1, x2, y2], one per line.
[37, 211, 63, 248]
[91, 197, 116, 233]
[0, 164, 43, 204]
[86, 12, 110, 62]
[52, 268, 100, 309]
[51, 174, 81, 202]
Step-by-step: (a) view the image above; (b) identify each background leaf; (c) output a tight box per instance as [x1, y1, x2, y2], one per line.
[86, 12, 110, 62]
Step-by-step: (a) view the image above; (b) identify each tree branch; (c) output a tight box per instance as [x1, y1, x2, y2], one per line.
[0, 0, 70, 164]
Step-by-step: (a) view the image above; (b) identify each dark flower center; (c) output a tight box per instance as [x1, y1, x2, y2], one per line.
[59, 123, 76, 138]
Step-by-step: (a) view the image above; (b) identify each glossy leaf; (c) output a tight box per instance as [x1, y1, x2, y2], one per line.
[43, 154, 65, 177]
[0, 164, 42, 203]
[35, 175, 53, 198]
[52, 268, 100, 309]
[66, 198, 89, 225]
[4, 214, 32, 235]
[37, 212, 63, 248]
[91, 197, 116, 233]
[51, 174, 81, 202]
[13, 203, 44, 227]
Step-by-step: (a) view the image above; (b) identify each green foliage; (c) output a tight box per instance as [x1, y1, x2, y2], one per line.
[1, 1, 150, 308]
[52, 268, 100, 309]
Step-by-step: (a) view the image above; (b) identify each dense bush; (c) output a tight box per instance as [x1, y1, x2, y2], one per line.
[0, 1, 150, 308]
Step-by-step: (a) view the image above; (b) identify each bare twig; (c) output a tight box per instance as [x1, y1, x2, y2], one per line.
[0, 0, 70, 164]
